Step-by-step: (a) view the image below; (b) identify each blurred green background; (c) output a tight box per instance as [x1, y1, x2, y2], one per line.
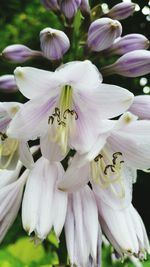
[0, 0, 150, 266]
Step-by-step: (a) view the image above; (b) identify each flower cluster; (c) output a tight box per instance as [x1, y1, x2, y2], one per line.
[0, 1, 150, 267]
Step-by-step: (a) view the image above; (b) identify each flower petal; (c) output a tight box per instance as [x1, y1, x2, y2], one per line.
[14, 67, 61, 99]
[19, 141, 34, 169]
[7, 96, 57, 140]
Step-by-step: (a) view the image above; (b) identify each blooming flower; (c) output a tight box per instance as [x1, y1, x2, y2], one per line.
[7, 60, 133, 156]
[0, 102, 34, 170]
[59, 112, 150, 192]
[65, 185, 100, 267]
[22, 156, 67, 240]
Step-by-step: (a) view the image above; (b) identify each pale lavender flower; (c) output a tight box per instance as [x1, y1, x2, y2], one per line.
[65, 185, 100, 267]
[0, 164, 28, 243]
[80, 0, 90, 15]
[87, 18, 122, 52]
[7, 61, 133, 156]
[41, 0, 59, 11]
[101, 50, 150, 77]
[2, 44, 42, 63]
[40, 27, 70, 61]
[96, 197, 150, 259]
[0, 75, 18, 92]
[0, 102, 34, 170]
[59, 0, 81, 19]
[22, 156, 67, 240]
[107, 2, 136, 21]
[59, 112, 150, 192]
[107, 34, 149, 55]
[129, 95, 150, 120]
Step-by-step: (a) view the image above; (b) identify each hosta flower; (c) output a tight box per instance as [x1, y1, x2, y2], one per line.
[107, 2, 136, 21]
[41, 0, 60, 11]
[129, 95, 150, 120]
[0, 102, 34, 169]
[0, 75, 18, 92]
[40, 27, 70, 61]
[101, 50, 150, 77]
[59, 112, 150, 192]
[87, 18, 122, 52]
[2, 44, 42, 63]
[59, 0, 81, 19]
[80, 0, 90, 15]
[22, 156, 67, 240]
[96, 199, 150, 259]
[7, 60, 133, 156]
[0, 163, 28, 243]
[65, 185, 100, 267]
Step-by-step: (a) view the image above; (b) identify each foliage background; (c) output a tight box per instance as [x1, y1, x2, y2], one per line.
[0, 0, 150, 266]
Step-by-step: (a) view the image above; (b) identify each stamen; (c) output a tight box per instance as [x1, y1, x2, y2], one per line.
[91, 150, 125, 198]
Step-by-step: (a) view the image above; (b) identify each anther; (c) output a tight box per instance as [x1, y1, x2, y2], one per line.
[0, 132, 8, 141]
[48, 116, 54, 124]
[104, 164, 115, 175]
[94, 154, 103, 162]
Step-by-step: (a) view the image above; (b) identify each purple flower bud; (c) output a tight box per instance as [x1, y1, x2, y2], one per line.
[80, 0, 90, 15]
[129, 95, 150, 120]
[107, 2, 136, 21]
[0, 75, 18, 92]
[107, 34, 150, 55]
[40, 27, 70, 61]
[41, 0, 59, 11]
[59, 0, 81, 19]
[2, 44, 42, 63]
[101, 50, 150, 77]
[87, 18, 122, 52]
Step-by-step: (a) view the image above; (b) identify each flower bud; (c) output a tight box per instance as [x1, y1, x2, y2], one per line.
[0, 75, 18, 92]
[87, 18, 122, 52]
[107, 34, 150, 55]
[129, 95, 150, 120]
[101, 50, 150, 77]
[40, 27, 70, 61]
[80, 0, 90, 15]
[59, 0, 81, 19]
[41, 0, 59, 11]
[107, 2, 136, 21]
[2, 44, 42, 63]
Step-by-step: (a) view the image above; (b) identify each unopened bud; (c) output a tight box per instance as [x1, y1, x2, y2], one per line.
[40, 27, 70, 61]
[101, 50, 150, 77]
[2, 44, 42, 63]
[107, 34, 150, 55]
[59, 0, 81, 19]
[129, 95, 150, 120]
[87, 18, 122, 52]
[0, 75, 18, 92]
[80, 0, 90, 15]
[107, 2, 136, 21]
[41, 0, 59, 11]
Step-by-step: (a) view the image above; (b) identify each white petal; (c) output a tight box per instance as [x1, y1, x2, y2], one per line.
[7, 95, 57, 140]
[52, 163, 67, 237]
[56, 60, 103, 92]
[22, 158, 56, 239]
[40, 132, 65, 162]
[58, 154, 90, 192]
[14, 67, 62, 99]
[81, 186, 99, 262]
[19, 141, 34, 169]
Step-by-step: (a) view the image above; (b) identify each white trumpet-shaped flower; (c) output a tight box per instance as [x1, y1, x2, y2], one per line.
[59, 112, 150, 193]
[7, 60, 133, 156]
[0, 102, 34, 170]
[22, 156, 67, 240]
[0, 163, 28, 243]
[65, 185, 100, 267]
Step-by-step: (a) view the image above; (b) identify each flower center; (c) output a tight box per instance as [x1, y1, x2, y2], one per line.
[0, 134, 18, 169]
[91, 149, 125, 198]
[48, 84, 78, 155]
